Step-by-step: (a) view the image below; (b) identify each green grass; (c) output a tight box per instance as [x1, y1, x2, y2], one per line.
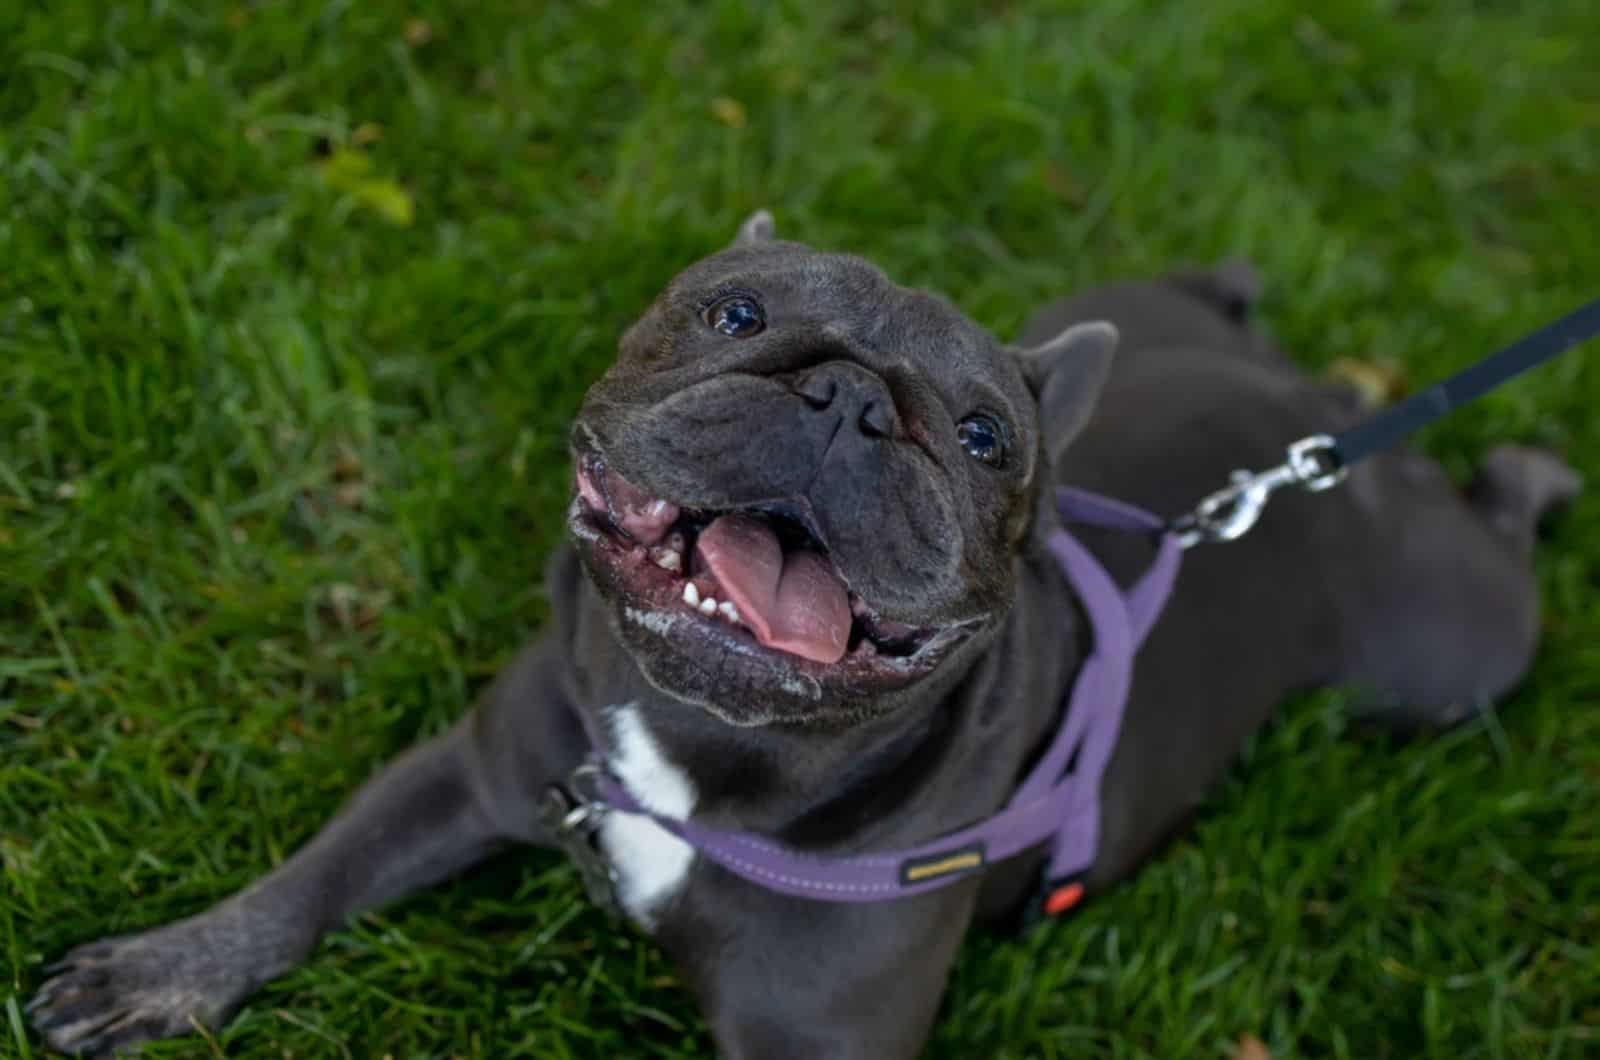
[3, 1, 1597, 1056]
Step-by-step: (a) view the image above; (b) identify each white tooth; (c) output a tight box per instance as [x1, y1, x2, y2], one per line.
[683, 582, 700, 607]
[653, 548, 682, 572]
[718, 601, 740, 623]
[698, 596, 718, 616]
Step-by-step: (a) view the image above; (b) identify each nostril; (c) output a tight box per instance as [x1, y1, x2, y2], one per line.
[859, 399, 896, 438]
[795, 362, 899, 438]
[796, 373, 837, 409]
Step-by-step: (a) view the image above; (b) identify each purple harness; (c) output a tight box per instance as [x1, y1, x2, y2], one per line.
[555, 487, 1181, 917]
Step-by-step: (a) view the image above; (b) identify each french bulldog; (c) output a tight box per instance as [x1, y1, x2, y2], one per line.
[29, 213, 1580, 1057]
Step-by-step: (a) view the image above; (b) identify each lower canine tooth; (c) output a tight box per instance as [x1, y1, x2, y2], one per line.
[683, 583, 700, 607]
[652, 548, 682, 571]
[698, 597, 718, 616]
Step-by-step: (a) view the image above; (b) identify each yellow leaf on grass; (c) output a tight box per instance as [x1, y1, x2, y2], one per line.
[353, 180, 415, 226]
[710, 96, 748, 129]
[317, 147, 415, 227]
[404, 18, 433, 47]
[319, 145, 374, 183]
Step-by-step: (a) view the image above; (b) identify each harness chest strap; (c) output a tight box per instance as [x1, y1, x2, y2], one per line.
[560, 487, 1182, 911]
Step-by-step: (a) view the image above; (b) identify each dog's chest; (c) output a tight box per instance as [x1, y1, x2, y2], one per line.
[598, 705, 698, 929]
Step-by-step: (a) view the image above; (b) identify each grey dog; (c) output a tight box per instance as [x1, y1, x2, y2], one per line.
[30, 213, 1579, 1057]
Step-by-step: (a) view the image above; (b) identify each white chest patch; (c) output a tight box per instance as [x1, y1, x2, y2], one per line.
[598, 704, 698, 929]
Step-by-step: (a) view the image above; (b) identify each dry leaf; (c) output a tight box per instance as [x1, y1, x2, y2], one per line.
[404, 18, 433, 46]
[1232, 1033, 1272, 1060]
[1042, 161, 1087, 205]
[1326, 356, 1408, 409]
[710, 96, 748, 129]
[335, 481, 369, 509]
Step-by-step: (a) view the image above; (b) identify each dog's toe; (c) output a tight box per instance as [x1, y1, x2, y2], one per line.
[72, 1011, 181, 1058]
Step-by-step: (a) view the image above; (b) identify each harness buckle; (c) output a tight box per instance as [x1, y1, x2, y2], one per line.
[538, 759, 622, 918]
[1019, 867, 1089, 933]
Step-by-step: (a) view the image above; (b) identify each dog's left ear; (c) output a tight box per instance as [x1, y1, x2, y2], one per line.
[1015, 321, 1119, 460]
[734, 209, 776, 244]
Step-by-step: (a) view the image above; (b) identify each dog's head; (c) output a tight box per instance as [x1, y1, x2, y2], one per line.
[570, 213, 1116, 724]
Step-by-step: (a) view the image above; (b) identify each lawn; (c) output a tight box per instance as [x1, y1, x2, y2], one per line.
[3, 1, 1597, 1057]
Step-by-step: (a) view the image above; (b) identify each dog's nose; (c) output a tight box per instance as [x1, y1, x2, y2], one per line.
[794, 362, 898, 438]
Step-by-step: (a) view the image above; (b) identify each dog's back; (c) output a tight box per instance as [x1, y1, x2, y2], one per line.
[1009, 268, 1577, 891]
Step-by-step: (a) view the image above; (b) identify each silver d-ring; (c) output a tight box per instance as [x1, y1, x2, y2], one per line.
[1287, 434, 1347, 492]
[568, 760, 612, 810]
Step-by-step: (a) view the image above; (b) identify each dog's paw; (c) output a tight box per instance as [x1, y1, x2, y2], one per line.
[1479, 444, 1584, 522]
[28, 924, 249, 1057]
[1502, 445, 1582, 506]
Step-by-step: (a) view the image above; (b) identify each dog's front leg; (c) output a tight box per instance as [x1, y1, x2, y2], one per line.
[668, 880, 978, 1060]
[28, 714, 514, 1056]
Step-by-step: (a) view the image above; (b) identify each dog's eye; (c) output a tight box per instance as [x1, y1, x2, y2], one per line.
[957, 415, 1006, 467]
[705, 296, 766, 338]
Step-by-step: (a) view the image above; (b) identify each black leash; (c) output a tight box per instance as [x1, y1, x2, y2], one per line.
[1174, 296, 1600, 548]
[1331, 297, 1600, 466]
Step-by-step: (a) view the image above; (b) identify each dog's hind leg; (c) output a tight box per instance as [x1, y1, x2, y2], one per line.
[1336, 444, 1581, 730]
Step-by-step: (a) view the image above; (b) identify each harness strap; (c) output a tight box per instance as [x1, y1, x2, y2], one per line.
[1035, 490, 1180, 886]
[582, 487, 1181, 905]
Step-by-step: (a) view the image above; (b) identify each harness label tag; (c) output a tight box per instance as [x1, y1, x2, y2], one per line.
[899, 843, 986, 885]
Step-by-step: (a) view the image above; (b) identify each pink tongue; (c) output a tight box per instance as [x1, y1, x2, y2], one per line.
[695, 514, 851, 664]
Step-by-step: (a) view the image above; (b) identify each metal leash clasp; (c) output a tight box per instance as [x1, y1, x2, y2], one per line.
[1173, 434, 1346, 549]
[537, 758, 623, 917]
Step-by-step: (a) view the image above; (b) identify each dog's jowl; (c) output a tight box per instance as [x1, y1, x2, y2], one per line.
[30, 215, 1579, 1058]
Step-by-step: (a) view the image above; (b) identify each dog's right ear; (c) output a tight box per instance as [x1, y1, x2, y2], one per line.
[1015, 320, 1119, 464]
[734, 209, 776, 245]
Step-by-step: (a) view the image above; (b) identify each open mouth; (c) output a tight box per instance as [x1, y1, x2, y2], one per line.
[569, 451, 973, 686]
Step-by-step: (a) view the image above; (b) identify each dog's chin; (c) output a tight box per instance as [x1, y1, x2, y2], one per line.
[567, 453, 987, 725]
